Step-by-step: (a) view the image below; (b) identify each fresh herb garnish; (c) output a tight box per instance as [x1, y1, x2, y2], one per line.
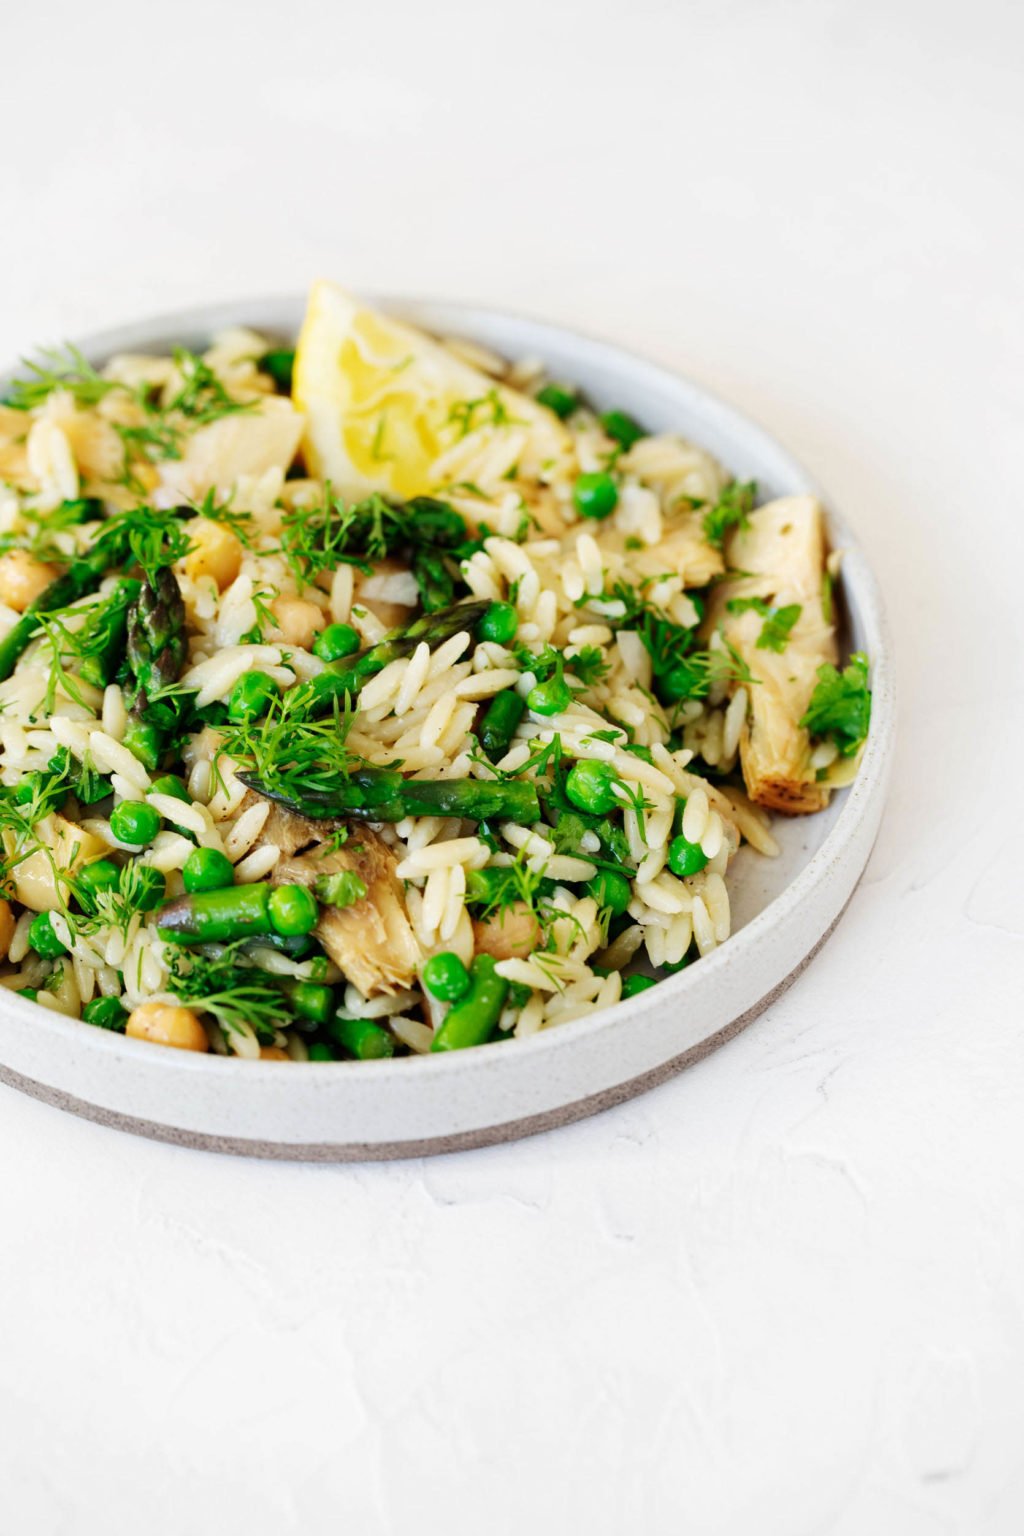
[314, 870, 367, 908]
[240, 585, 280, 644]
[164, 944, 290, 1044]
[515, 643, 609, 691]
[90, 504, 193, 577]
[446, 389, 523, 440]
[188, 489, 256, 549]
[3, 345, 120, 411]
[278, 488, 468, 609]
[726, 596, 802, 653]
[216, 689, 361, 804]
[703, 480, 757, 550]
[465, 849, 580, 951]
[800, 652, 871, 757]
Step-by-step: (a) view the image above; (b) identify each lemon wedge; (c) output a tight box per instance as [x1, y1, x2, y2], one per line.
[293, 281, 572, 499]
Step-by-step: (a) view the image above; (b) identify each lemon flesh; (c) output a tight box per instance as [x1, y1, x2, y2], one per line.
[293, 281, 571, 499]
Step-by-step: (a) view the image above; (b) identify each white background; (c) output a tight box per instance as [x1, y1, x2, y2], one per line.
[2, 1, 1022, 1531]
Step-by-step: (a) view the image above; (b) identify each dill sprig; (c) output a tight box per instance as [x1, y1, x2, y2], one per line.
[240, 584, 280, 643]
[446, 389, 524, 440]
[28, 611, 95, 715]
[189, 488, 257, 549]
[277, 488, 469, 609]
[167, 348, 254, 429]
[215, 688, 362, 803]
[90, 504, 193, 577]
[465, 847, 583, 953]
[3, 344, 120, 411]
[164, 943, 290, 1043]
[0, 500, 99, 565]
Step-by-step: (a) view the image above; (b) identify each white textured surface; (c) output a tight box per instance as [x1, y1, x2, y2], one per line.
[1, 2, 1021, 1531]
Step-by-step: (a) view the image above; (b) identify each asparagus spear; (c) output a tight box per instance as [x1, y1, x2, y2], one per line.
[123, 567, 188, 769]
[479, 689, 526, 760]
[431, 955, 509, 1052]
[127, 566, 187, 696]
[328, 1015, 395, 1060]
[157, 883, 273, 944]
[157, 881, 320, 945]
[239, 766, 541, 825]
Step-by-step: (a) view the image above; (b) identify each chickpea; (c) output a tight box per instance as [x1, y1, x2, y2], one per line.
[126, 1002, 209, 1052]
[268, 596, 326, 651]
[182, 518, 242, 591]
[472, 902, 540, 962]
[0, 899, 15, 963]
[0, 550, 57, 612]
[258, 1046, 290, 1061]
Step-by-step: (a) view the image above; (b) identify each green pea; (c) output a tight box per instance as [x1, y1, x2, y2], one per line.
[600, 409, 645, 450]
[268, 883, 318, 937]
[182, 846, 235, 894]
[29, 912, 66, 959]
[422, 952, 471, 1002]
[228, 670, 279, 724]
[536, 383, 578, 420]
[465, 868, 509, 905]
[667, 834, 708, 878]
[527, 676, 572, 716]
[307, 1041, 336, 1062]
[565, 759, 621, 815]
[110, 799, 161, 848]
[622, 974, 657, 999]
[82, 996, 127, 1032]
[258, 348, 295, 393]
[76, 858, 121, 913]
[573, 471, 619, 520]
[658, 661, 705, 704]
[149, 775, 194, 838]
[135, 867, 166, 911]
[586, 869, 632, 915]
[478, 601, 518, 646]
[57, 497, 103, 524]
[313, 623, 361, 662]
[150, 774, 190, 804]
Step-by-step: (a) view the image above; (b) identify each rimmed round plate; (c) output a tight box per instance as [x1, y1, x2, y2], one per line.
[0, 296, 894, 1159]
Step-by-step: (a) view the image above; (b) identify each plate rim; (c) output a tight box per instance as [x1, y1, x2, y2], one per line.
[0, 293, 895, 1113]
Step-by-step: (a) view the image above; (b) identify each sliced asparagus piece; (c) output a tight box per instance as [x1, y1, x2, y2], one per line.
[239, 767, 540, 825]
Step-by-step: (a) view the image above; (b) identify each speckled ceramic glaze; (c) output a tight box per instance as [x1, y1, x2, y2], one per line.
[0, 297, 894, 1158]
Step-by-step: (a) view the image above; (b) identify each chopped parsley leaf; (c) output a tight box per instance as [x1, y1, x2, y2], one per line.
[314, 870, 367, 909]
[703, 480, 757, 550]
[799, 651, 871, 757]
[726, 596, 802, 652]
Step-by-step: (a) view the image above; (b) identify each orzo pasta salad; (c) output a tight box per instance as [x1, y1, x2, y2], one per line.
[0, 282, 872, 1059]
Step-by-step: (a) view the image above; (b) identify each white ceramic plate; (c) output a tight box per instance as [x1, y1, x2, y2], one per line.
[0, 297, 894, 1159]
